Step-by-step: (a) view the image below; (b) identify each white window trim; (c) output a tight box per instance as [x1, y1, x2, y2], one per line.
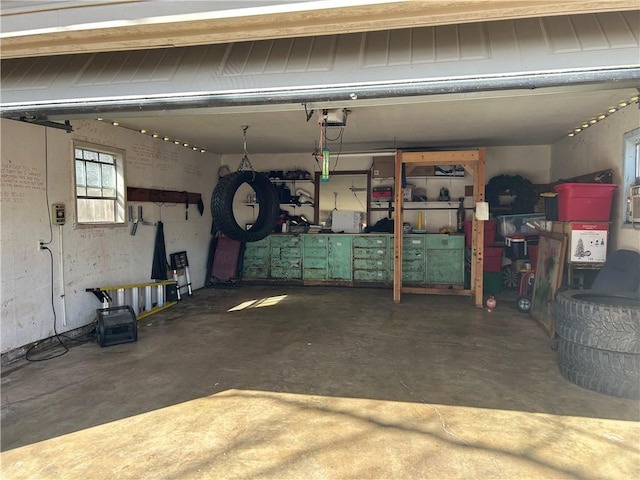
[73, 140, 126, 227]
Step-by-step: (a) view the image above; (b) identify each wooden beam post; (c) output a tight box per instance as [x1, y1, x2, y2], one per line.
[472, 148, 487, 308]
[393, 150, 404, 303]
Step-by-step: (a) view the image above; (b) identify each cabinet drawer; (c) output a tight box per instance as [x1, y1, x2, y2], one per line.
[402, 249, 424, 261]
[353, 247, 388, 259]
[354, 258, 386, 269]
[303, 236, 328, 247]
[354, 269, 388, 282]
[243, 246, 269, 259]
[401, 257, 424, 271]
[402, 270, 424, 283]
[270, 235, 301, 247]
[243, 256, 267, 268]
[304, 257, 327, 269]
[425, 234, 464, 249]
[403, 236, 425, 249]
[354, 236, 388, 248]
[270, 266, 301, 279]
[271, 257, 301, 269]
[303, 247, 327, 259]
[271, 247, 301, 260]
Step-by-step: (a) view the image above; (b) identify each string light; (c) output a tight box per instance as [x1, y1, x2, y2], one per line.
[567, 95, 637, 137]
[95, 118, 207, 152]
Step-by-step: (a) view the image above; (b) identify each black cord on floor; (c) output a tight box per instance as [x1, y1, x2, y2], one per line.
[25, 247, 69, 362]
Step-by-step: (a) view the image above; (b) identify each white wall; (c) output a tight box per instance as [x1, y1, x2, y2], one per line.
[550, 106, 640, 251]
[221, 146, 550, 232]
[485, 146, 551, 184]
[0, 119, 220, 354]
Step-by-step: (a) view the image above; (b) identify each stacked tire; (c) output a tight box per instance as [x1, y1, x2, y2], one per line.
[554, 290, 640, 399]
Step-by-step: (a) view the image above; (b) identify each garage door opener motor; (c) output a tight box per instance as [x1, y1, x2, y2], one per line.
[96, 306, 138, 347]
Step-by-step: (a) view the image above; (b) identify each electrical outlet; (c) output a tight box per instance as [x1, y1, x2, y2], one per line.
[38, 240, 46, 251]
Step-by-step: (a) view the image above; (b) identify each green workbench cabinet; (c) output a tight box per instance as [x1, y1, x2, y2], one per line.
[269, 235, 302, 279]
[302, 235, 352, 281]
[424, 234, 465, 285]
[353, 235, 390, 283]
[328, 235, 352, 281]
[302, 235, 328, 280]
[242, 236, 270, 279]
[398, 235, 426, 284]
[243, 233, 463, 287]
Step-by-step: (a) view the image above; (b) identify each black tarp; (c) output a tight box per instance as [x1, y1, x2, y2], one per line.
[151, 221, 169, 280]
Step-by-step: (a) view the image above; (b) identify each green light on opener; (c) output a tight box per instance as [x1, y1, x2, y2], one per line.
[321, 148, 330, 182]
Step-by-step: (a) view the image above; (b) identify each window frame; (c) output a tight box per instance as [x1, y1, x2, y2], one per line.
[621, 127, 640, 225]
[73, 141, 126, 226]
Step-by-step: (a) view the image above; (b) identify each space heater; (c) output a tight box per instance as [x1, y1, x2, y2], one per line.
[96, 306, 138, 347]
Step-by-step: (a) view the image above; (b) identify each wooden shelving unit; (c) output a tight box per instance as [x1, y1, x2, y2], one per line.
[392, 149, 487, 307]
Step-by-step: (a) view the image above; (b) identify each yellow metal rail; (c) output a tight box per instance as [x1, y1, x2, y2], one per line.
[87, 280, 177, 320]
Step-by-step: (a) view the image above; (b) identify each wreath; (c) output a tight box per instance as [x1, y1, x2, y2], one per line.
[485, 174, 539, 214]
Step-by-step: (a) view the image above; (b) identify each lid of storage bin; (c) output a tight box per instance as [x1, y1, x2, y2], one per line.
[506, 235, 525, 240]
[554, 183, 617, 192]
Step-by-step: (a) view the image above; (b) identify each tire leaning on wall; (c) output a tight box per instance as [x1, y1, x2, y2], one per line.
[211, 171, 280, 242]
[554, 290, 640, 399]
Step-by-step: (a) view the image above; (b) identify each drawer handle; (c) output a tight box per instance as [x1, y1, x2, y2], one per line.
[412, 240, 420, 244]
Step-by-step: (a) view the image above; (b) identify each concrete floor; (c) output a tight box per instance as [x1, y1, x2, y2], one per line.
[1, 285, 639, 479]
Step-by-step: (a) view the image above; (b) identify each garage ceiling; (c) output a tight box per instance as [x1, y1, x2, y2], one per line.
[82, 86, 640, 155]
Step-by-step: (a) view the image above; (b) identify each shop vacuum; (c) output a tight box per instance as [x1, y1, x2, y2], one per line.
[95, 306, 138, 347]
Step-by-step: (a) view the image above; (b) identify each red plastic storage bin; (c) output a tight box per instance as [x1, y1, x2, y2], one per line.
[554, 183, 617, 221]
[463, 219, 497, 248]
[528, 245, 538, 269]
[484, 246, 504, 272]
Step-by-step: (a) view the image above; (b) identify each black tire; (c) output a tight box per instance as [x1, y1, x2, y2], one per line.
[516, 295, 531, 313]
[554, 290, 640, 354]
[558, 348, 640, 400]
[211, 171, 279, 242]
[559, 338, 640, 377]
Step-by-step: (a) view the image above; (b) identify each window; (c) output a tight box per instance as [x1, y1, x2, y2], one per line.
[74, 143, 125, 224]
[622, 127, 640, 223]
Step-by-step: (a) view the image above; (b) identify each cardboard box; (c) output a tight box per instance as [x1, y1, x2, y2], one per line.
[331, 210, 362, 233]
[373, 157, 395, 178]
[552, 221, 609, 263]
